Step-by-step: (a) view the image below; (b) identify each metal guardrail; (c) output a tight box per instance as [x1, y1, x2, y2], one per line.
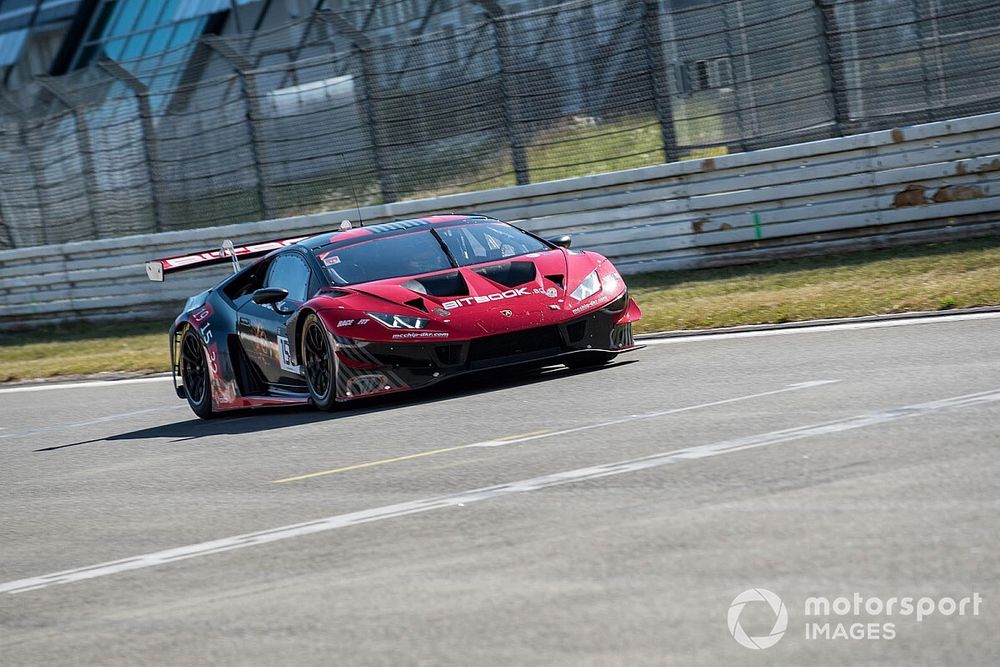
[1, 111, 999, 331]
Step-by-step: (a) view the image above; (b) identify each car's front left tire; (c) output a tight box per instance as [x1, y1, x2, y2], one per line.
[302, 313, 338, 411]
[180, 326, 215, 419]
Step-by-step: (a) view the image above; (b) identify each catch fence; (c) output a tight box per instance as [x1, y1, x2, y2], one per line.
[0, 0, 997, 248]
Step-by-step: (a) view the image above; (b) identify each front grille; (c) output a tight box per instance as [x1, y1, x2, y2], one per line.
[467, 325, 562, 368]
[565, 319, 588, 343]
[434, 344, 464, 366]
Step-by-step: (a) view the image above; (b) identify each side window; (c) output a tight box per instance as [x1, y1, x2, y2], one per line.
[265, 253, 312, 303]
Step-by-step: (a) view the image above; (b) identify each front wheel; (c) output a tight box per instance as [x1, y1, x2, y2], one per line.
[563, 351, 618, 370]
[301, 314, 338, 411]
[180, 327, 215, 419]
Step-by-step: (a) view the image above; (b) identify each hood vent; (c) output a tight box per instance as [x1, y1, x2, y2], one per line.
[404, 298, 429, 313]
[473, 261, 537, 288]
[544, 274, 565, 289]
[402, 271, 469, 297]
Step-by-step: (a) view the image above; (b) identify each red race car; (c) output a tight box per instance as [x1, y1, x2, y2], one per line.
[147, 214, 642, 418]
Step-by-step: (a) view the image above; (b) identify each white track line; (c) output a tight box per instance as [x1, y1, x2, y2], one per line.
[466, 380, 837, 448]
[4, 385, 999, 595]
[641, 311, 1000, 345]
[0, 375, 173, 395]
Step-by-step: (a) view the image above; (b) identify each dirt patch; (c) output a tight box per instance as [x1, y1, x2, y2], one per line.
[932, 185, 986, 203]
[894, 184, 930, 207]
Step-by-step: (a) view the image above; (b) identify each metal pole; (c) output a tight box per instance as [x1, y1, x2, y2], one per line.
[97, 57, 170, 232]
[912, 0, 935, 122]
[37, 77, 101, 238]
[19, 122, 50, 246]
[0, 101, 22, 247]
[203, 37, 277, 219]
[319, 10, 399, 203]
[812, 0, 850, 136]
[733, 0, 760, 140]
[473, 0, 529, 186]
[642, 0, 679, 162]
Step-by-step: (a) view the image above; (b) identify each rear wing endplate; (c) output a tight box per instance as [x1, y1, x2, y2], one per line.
[145, 235, 308, 282]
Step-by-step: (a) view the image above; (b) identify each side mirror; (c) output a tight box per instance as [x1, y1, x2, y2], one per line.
[252, 287, 289, 305]
[549, 235, 572, 249]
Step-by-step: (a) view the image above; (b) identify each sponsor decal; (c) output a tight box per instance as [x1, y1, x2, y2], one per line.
[545, 287, 558, 298]
[192, 306, 214, 344]
[571, 292, 611, 315]
[277, 335, 300, 373]
[336, 318, 369, 327]
[443, 288, 531, 310]
[433, 307, 451, 317]
[390, 332, 450, 340]
[500, 309, 513, 317]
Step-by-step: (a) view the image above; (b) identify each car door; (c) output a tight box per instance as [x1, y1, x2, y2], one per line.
[237, 251, 315, 388]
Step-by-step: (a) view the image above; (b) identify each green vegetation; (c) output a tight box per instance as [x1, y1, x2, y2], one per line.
[628, 237, 1000, 332]
[0, 321, 168, 383]
[3, 237, 999, 384]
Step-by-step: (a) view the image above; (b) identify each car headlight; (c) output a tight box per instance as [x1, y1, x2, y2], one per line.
[367, 312, 429, 329]
[569, 269, 601, 302]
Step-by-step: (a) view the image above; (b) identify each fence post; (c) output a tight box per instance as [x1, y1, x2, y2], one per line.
[37, 77, 101, 238]
[318, 11, 399, 203]
[19, 122, 50, 246]
[473, 0, 529, 186]
[0, 102, 20, 247]
[812, 0, 850, 136]
[203, 37, 277, 218]
[642, 0, 679, 162]
[719, 4, 750, 153]
[912, 0, 938, 122]
[97, 58, 169, 233]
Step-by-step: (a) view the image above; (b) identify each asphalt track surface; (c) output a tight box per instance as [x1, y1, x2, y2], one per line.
[1, 314, 998, 665]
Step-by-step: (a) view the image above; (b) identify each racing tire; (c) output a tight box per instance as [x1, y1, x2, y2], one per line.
[180, 326, 215, 419]
[302, 313, 338, 411]
[563, 351, 618, 369]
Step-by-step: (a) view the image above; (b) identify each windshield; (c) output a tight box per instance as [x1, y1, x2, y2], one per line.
[436, 221, 549, 267]
[317, 231, 452, 285]
[314, 221, 552, 285]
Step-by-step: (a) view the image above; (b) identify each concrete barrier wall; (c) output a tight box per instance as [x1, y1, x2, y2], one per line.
[2, 111, 999, 331]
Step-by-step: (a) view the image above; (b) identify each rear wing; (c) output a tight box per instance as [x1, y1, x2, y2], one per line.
[145, 235, 308, 282]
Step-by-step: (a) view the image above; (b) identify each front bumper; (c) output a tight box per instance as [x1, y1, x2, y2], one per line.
[334, 295, 640, 399]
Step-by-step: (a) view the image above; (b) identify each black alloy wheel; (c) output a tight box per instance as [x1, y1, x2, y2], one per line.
[302, 314, 338, 411]
[180, 327, 215, 419]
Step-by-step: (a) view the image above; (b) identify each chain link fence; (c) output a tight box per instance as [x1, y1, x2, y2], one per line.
[0, 0, 997, 249]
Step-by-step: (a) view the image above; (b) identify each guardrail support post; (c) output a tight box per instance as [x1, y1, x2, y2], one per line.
[97, 57, 169, 233]
[473, 0, 530, 186]
[642, 0, 680, 162]
[203, 37, 277, 219]
[318, 11, 399, 203]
